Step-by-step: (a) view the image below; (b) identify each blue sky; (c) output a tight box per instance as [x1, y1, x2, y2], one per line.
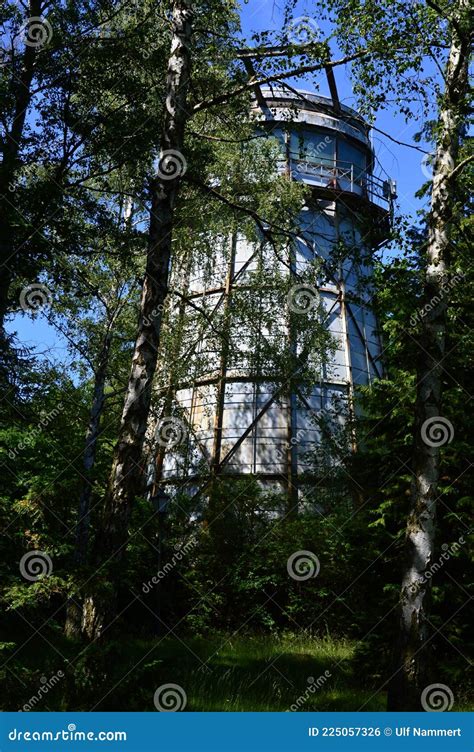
[10, 0, 436, 363]
[239, 0, 434, 219]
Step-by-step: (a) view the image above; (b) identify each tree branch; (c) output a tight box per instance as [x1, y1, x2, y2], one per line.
[235, 41, 328, 59]
[193, 50, 371, 113]
[446, 153, 474, 182]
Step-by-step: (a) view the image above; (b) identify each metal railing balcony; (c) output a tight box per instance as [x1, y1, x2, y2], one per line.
[287, 157, 397, 211]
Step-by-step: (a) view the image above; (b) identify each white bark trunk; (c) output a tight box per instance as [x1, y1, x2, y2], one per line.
[388, 0, 470, 710]
[82, 0, 193, 641]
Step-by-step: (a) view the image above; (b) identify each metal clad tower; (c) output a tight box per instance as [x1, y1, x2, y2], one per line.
[150, 88, 395, 506]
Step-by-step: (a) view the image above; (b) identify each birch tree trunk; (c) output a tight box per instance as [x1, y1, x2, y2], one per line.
[82, 0, 193, 641]
[387, 0, 470, 710]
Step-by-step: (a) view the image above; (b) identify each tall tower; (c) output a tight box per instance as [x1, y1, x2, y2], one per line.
[149, 88, 395, 508]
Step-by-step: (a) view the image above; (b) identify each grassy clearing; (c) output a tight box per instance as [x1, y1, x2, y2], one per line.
[4, 631, 472, 711]
[4, 631, 385, 711]
[158, 633, 385, 712]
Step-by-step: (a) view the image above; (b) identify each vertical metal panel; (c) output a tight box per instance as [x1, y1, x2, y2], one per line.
[154, 93, 391, 497]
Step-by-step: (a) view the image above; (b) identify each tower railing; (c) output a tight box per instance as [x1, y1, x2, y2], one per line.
[287, 157, 396, 211]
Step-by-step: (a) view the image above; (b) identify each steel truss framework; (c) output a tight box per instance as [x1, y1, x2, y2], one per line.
[148, 77, 395, 510]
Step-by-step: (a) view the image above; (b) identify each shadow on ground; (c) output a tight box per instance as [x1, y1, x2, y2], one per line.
[3, 630, 389, 711]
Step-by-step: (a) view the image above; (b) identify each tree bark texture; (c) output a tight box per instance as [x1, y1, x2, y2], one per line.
[82, 0, 193, 641]
[387, 0, 470, 710]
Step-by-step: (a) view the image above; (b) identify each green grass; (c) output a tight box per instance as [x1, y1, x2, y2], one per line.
[156, 633, 385, 712]
[3, 630, 472, 711]
[4, 631, 386, 711]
